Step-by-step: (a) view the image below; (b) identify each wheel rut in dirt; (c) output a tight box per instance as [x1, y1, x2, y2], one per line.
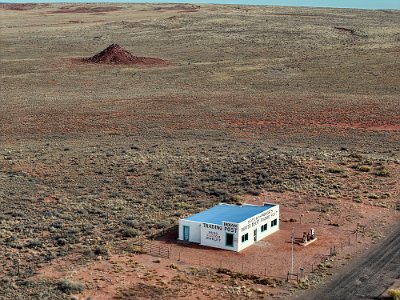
[302, 222, 400, 300]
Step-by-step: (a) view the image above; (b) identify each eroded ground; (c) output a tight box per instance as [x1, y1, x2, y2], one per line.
[0, 3, 399, 299]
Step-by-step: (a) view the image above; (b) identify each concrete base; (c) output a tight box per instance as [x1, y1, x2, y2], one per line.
[299, 237, 318, 246]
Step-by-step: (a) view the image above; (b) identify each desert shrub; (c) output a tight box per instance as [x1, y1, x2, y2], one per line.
[131, 245, 145, 254]
[127, 167, 136, 173]
[216, 268, 233, 275]
[9, 210, 25, 218]
[50, 221, 63, 229]
[311, 203, 335, 213]
[271, 178, 282, 184]
[155, 219, 170, 229]
[357, 165, 371, 172]
[93, 245, 110, 256]
[349, 153, 363, 160]
[168, 263, 178, 269]
[43, 251, 56, 262]
[57, 279, 85, 294]
[55, 237, 67, 246]
[288, 172, 301, 179]
[388, 289, 400, 300]
[175, 202, 192, 209]
[248, 189, 261, 196]
[0, 213, 10, 221]
[121, 228, 139, 238]
[375, 168, 390, 177]
[25, 240, 43, 249]
[327, 167, 343, 174]
[123, 219, 139, 228]
[109, 192, 119, 198]
[115, 283, 167, 300]
[219, 193, 233, 203]
[230, 194, 243, 204]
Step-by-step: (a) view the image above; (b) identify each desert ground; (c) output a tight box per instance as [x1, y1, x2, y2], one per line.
[0, 3, 399, 299]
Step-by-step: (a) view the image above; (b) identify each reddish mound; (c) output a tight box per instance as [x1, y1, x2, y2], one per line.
[81, 44, 168, 66]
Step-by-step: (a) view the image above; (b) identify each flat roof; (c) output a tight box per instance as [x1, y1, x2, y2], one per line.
[184, 203, 276, 225]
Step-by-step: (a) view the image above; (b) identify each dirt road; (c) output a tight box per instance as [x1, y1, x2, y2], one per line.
[300, 222, 400, 300]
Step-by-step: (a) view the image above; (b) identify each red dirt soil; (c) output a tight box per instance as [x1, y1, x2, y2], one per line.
[152, 4, 200, 13]
[51, 6, 122, 14]
[80, 44, 168, 66]
[34, 190, 399, 300]
[0, 4, 47, 10]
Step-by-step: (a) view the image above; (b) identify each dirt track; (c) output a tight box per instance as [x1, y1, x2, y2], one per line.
[300, 222, 400, 300]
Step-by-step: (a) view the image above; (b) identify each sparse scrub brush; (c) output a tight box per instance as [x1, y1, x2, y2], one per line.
[121, 228, 139, 238]
[375, 168, 390, 177]
[388, 289, 400, 300]
[357, 165, 371, 172]
[327, 167, 343, 174]
[230, 194, 243, 204]
[57, 279, 85, 294]
[156, 219, 170, 229]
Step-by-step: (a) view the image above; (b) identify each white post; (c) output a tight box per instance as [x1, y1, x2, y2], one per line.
[291, 228, 294, 274]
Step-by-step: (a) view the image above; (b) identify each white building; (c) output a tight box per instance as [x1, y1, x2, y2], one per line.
[178, 203, 279, 252]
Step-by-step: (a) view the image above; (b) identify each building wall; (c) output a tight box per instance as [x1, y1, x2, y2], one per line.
[178, 219, 201, 243]
[200, 221, 239, 251]
[237, 204, 280, 252]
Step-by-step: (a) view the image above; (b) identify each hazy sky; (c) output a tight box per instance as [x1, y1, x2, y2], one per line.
[4, 0, 400, 9]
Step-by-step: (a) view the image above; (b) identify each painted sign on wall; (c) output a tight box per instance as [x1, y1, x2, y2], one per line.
[203, 223, 223, 231]
[223, 222, 238, 233]
[205, 231, 221, 242]
[240, 208, 278, 232]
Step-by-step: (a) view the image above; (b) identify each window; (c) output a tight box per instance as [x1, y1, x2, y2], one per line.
[271, 219, 278, 227]
[226, 233, 234, 247]
[261, 223, 268, 232]
[241, 233, 249, 243]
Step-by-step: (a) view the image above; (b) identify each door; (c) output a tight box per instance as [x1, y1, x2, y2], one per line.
[254, 228, 257, 241]
[183, 225, 190, 241]
[226, 233, 234, 247]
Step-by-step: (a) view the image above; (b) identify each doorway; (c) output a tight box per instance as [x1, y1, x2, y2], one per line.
[183, 225, 190, 241]
[226, 233, 234, 247]
[254, 228, 257, 241]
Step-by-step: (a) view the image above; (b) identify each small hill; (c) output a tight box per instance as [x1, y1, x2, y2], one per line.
[82, 44, 167, 66]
